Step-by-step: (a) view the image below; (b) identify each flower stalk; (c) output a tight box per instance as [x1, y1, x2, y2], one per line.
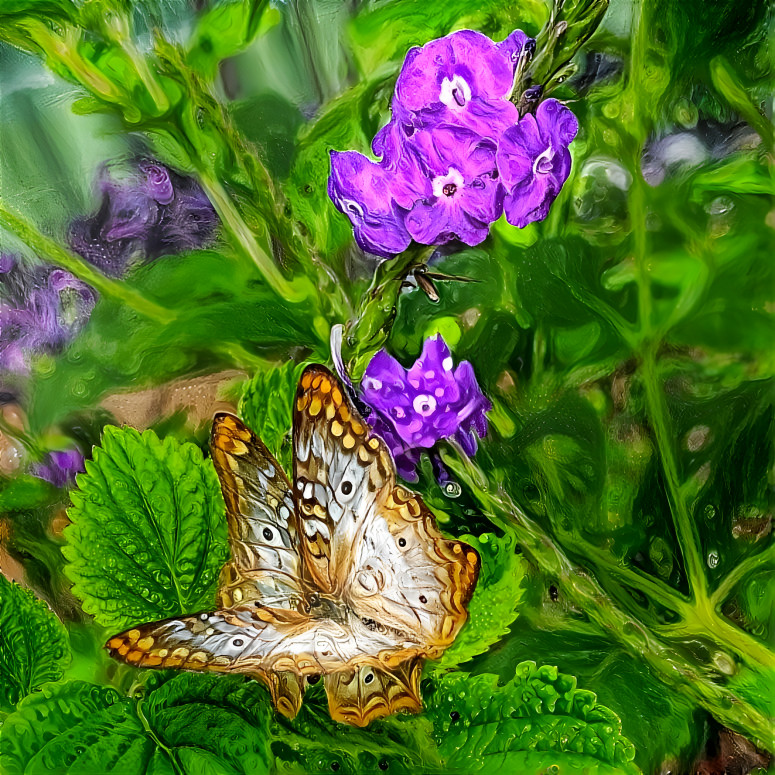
[343, 244, 434, 381]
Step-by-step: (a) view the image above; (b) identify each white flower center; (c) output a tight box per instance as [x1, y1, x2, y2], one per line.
[342, 198, 364, 217]
[413, 394, 437, 416]
[432, 168, 465, 199]
[439, 75, 472, 110]
[533, 147, 555, 176]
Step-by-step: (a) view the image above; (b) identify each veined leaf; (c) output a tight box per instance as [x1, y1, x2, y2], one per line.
[426, 662, 640, 774]
[269, 687, 441, 774]
[239, 360, 308, 472]
[63, 425, 229, 632]
[0, 574, 70, 713]
[0, 674, 271, 775]
[433, 531, 526, 671]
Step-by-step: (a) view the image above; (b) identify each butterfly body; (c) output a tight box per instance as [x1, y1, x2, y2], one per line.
[107, 365, 479, 726]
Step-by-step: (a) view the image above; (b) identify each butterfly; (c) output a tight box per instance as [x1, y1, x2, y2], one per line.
[106, 365, 480, 726]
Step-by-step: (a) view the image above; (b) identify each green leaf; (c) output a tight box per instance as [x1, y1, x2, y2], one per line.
[63, 425, 229, 632]
[349, 0, 546, 75]
[0, 674, 272, 775]
[0, 574, 70, 713]
[238, 360, 308, 472]
[269, 687, 441, 774]
[187, 0, 280, 81]
[433, 531, 526, 671]
[426, 663, 640, 774]
[468, 616, 702, 772]
[0, 476, 56, 512]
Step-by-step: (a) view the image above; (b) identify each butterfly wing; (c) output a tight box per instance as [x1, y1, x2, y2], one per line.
[106, 604, 406, 718]
[324, 658, 423, 727]
[292, 365, 479, 657]
[210, 413, 302, 608]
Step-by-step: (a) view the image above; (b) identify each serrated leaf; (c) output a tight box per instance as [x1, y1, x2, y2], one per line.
[426, 662, 640, 774]
[269, 688, 441, 774]
[0, 674, 272, 775]
[433, 531, 526, 671]
[239, 361, 308, 472]
[0, 574, 70, 713]
[63, 426, 229, 632]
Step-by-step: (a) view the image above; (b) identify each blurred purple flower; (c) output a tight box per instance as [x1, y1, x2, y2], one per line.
[69, 160, 218, 277]
[0, 256, 96, 374]
[152, 180, 220, 255]
[31, 449, 85, 488]
[361, 335, 490, 481]
[139, 160, 175, 205]
[496, 98, 579, 228]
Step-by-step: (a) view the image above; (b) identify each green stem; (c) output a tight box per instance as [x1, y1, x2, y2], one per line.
[135, 694, 186, 775]
[343, 243, 434, 380]
[711, 543, 775, 608]
[197, 174, 309, 303]
[639, 346, 708, 600]
[0, 205, 176, 326]
[448, 455, 774, 750]
[577, 539, 689, 613]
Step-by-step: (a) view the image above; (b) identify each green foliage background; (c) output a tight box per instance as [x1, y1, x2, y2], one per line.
[0, 0, 772, 773]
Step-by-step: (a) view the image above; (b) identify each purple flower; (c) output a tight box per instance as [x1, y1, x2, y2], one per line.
[497, 30, 534, 75]
[393, 30, 519, 140]
[0, 256, 96, 374]
[361, 335, 491, 481]
[328, 151, 416, 257]
[70, 160, 218, 277]
[403, 125, 503, 246]
[31, 449, 85, 488]
[151, 180, 220, 255]
[328, 28, 575, 257]
[139, 161, 175, 205]
[496, 98, 579, 228]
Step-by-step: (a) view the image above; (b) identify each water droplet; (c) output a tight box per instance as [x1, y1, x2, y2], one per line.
[443, 481, 461, 498]
[712, 651, 736, 675]
[707, 550, 720, 569]
[703, 504, 717, 521]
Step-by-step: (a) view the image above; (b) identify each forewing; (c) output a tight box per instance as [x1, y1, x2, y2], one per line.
[292, 365, 479, 655]
[210, 412, 302, 607]
[324, 658, 423, 727]
[293, 366, 394, 593]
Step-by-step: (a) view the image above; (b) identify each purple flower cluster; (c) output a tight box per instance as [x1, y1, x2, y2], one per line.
[361, 335, 490, 481]
[0, 255, 96, 374]
[31, 448, 85, 488]
[69, 160, 219, 277]
[329, 30, 579, 257]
